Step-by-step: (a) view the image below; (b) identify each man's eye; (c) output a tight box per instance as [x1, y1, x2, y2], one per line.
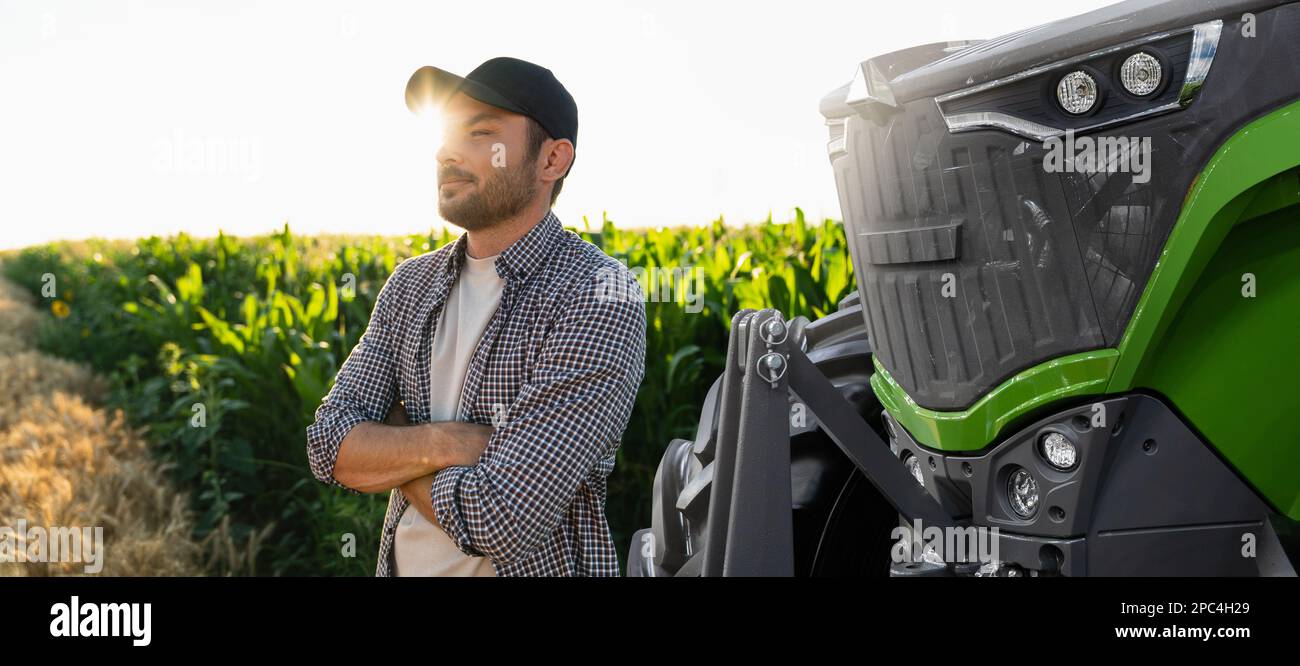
[470, 130, 492, 137]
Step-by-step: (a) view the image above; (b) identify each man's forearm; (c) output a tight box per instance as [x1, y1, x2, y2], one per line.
[332, 419, 494, 494]
[332, 422, 445, 493]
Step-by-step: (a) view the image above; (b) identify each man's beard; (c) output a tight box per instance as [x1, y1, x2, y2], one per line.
[437, 158, 539, 232]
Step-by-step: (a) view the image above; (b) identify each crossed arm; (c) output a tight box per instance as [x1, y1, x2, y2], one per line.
[331, 405, 489, 492]
[336, 400, 488, 529]
[311, 393, 490, 530]
[312, 399, 492, 533]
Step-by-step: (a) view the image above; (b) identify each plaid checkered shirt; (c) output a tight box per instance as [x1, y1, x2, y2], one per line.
[306, 210, 646, 576]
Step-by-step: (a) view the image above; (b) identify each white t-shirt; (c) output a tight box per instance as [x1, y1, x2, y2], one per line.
[394, 252, 505, 577]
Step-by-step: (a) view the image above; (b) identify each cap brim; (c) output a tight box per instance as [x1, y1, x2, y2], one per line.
[404, 65, 527, 116]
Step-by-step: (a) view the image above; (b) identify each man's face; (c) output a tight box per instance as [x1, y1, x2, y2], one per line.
[435, 91, 539, 232]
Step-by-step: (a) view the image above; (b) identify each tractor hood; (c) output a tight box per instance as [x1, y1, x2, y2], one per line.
[819, 0, 1300, 412]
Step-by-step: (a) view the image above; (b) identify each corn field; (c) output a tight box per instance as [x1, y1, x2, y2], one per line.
[0, 210, 853, 576]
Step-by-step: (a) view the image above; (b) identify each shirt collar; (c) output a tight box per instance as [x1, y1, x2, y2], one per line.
[446, 209, 564, 283]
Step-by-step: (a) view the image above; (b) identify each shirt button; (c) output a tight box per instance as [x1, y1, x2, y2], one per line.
[402, 514, 414, 527]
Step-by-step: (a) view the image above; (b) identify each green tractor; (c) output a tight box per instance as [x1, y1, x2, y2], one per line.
[629, 0, 1300, 576]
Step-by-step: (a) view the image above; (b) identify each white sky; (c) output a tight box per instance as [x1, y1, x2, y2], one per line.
[0, 0, 1117, 249]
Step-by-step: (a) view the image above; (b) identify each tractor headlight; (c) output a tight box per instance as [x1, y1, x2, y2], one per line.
[1056, 70, 1098, 115]
[1039, 431, 1078, 471]
[1007, 467, 1039, 518]
[903, 452, 925, 486]
[1120, 52, 1163, 96]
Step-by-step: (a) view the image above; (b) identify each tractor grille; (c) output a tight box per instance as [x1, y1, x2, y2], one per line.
[835, 103, 1110, 410]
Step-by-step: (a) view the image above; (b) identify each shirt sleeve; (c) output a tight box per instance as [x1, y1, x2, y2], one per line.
[305, 261, 407, 494]
[431, 265, 647, 564]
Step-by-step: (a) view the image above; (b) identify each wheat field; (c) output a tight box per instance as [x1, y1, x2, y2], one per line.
[0, 277, 204, 576]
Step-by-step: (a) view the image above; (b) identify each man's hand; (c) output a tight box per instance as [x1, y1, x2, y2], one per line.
[400, 475, 440, 527]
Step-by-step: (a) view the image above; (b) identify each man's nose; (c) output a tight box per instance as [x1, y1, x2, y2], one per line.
[435, 140, 457, 168]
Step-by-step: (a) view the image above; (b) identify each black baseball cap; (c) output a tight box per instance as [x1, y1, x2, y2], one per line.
[405, 57, 578, 174]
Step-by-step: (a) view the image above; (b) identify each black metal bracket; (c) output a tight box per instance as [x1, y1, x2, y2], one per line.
[700, 309, 957, 576]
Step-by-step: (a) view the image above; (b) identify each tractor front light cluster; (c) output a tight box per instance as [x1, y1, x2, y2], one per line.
[937, 20, 1222, 140]
[1053, 51, 1166, 115]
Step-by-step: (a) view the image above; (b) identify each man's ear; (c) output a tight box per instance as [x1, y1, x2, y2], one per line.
[542, 139, 574, 182]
